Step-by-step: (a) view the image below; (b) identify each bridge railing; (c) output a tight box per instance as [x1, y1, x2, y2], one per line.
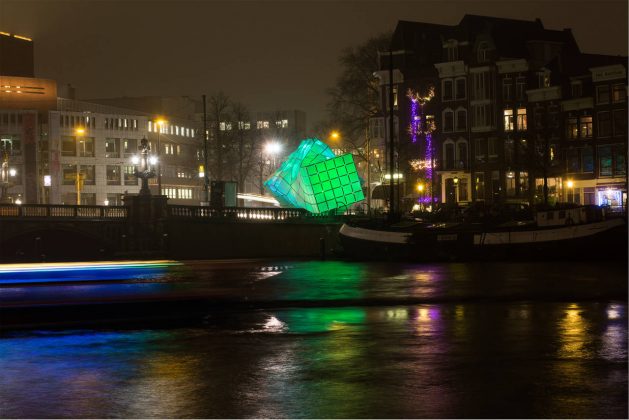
[168, 205, 338, 222]
[0, 204, 128, 219]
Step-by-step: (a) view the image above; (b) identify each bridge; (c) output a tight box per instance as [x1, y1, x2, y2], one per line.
[0, 198, 347, 262]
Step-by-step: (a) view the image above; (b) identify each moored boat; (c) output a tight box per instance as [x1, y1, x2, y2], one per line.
[339, 206, 627, 261]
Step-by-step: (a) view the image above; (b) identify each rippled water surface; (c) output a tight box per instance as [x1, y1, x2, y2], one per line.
[1, 260, 627, 418]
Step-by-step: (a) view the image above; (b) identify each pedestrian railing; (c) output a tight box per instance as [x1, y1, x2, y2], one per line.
[0, 203, 347, 223]
[168, 205, 318, 221]
[0, 204, 128, 219]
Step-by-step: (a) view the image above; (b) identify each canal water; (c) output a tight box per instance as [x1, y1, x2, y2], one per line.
[0, 260, 627, 418]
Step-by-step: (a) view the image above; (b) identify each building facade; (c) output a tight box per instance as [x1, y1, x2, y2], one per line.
[376, 15, 627, 211]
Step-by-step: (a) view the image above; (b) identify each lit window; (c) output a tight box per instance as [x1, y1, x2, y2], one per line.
[516, 108, 527, 131]
[504, 109, 514, 131]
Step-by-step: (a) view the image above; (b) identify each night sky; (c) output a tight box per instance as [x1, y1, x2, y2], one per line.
[1, 0, 627, 129]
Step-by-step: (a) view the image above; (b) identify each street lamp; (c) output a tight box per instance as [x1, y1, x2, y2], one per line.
[155, 118, 167, 196]
[330, 130, 340, 141]
[566, 179, 574, 203]
[133, 137, 156, 195]
[0, 145, 16, 203]
[453, 176, 459, 204]
[265, 141, 283, 167]
[75, 127, 86, 205]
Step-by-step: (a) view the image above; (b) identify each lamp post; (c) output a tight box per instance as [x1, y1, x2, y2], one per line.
[453, 176, 459, 205]
[417, 182, 424, 210]
[0, 145, 16, 203]
[566, 179, 574, 203]
[265, 141, 282, 168]
[156, 118, 166, 196]
[133, 137, 156, 195]
[75, 127, 85, 205]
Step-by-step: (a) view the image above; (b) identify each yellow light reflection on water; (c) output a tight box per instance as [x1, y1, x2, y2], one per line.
[558, 303, 588, 358]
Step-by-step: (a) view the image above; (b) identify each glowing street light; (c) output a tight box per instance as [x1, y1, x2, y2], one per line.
[155, 118, 167, 195]
[74, 127, 86, 205]
[265, 141, 283, 167]
[330, 130, 340, 141]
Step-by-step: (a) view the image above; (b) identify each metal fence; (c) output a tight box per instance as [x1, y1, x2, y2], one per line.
[168, 205, 329, 221]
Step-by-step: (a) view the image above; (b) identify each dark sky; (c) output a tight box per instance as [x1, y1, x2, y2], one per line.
[1, 0, 627, 129]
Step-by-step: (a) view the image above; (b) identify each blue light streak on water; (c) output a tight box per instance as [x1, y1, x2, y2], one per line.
[0, 261, 179, 285]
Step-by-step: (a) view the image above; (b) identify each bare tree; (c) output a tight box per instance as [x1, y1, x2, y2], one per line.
[326, 33, 391, 163]
[230, 101, 258, 192]
[207, 92, 231, 181]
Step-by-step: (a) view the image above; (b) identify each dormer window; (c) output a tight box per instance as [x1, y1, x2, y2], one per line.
[537, 70, 551, 88]
[445, 39, 458, 61]
[477, 42, 489, 62]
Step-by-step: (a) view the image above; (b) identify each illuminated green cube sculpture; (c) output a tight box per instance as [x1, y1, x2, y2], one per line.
[264, 139, 364, 214]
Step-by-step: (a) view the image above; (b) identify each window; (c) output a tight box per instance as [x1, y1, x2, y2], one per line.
[596, 85, 610, 104]
[567, 148, 580, 172]
[369, 118, 385, 140]
[61, 136, 76, 156]
[78, 137, 94, 157]
[0, 135, 21, 156]
[443, 109, 454, 132]
[516, 77, 527, 100]
[582, 146, 593, 173]
[123, 165, 137, 185]
[107, 165, 121, 185]
[106, 193, 123, 206]
[613, 109, 626, 136]
[105, 138, 120, 158]
[612, 84, 626, 102]
[471, 71, 493, 100]
[455, 78, 466, 99]
[220, 122, 232, 131]
[443, 80, 453, 101]
[571, 81, 582, 98]
[566, 118, 578, 139]
[580, 116, 592, 138]
[491, 170, 501, 199]
[475, 138, 487, 163]
[457, 141, 468, 169]
[516, 108, 527, 131]
[519, 171, 529, 195]
[444, 142, 455, 169]
[504, 138, 514, 165]
[81, 165, 95, 185]
[179, 188, 192, 200]
[537, 71, 550, 88]
[123, 138, 137, 157]
[62, 164, 77, 185]
[475, 172, 485, 200]
[238, 121, 251, 130]
[488, 137, 498, 161]
[615, 145, 626, 176]
[503, 109, 514, 131]
[257, 121, 270, 129]
[502, 77, 512, 101]
[477, 42, 489, 62]
[456, 109, 467, 131]
[598, 145, 612, 177]
[597, 112, 611, 137]
[445, 40, 458, 61]
[472, 104, 494, 129]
